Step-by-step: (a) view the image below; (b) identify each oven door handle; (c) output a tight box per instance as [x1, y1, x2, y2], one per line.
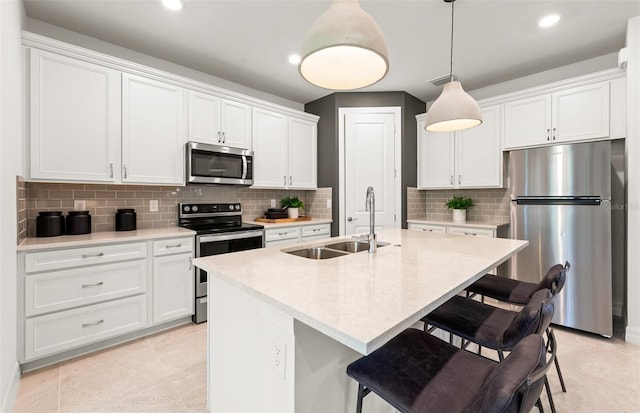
[198, 230, 264, 243]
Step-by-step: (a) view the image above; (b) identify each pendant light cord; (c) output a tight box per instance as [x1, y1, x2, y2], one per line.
[449, 0, 455, 82]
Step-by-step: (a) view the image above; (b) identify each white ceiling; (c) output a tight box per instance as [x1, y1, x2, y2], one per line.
[22, 0, 640, 104]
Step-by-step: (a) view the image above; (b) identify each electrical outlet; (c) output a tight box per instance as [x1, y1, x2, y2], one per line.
[270, 199, 276, 208]
[74, 200, 86, 210]
[326, 199, 332, 209]
[273, 339, 286, 380]
[149, 200, 159, 212]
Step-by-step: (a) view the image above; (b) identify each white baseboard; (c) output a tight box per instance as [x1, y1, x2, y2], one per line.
[626, 325, 640, 345]
[0, 362, 20, 413]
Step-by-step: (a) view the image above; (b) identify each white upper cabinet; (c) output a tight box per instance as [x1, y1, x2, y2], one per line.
[122, 73, 186, 185]
[288, 117, 317, 189]
[504, 81, 610, 149]
[252, 108, 317, 190]
[29, 48, 121, 182]
[187, 90, 251, 149]
[417, 105, 503, 189]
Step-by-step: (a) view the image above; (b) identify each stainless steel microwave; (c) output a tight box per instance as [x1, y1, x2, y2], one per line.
[186, 142, 254, 185]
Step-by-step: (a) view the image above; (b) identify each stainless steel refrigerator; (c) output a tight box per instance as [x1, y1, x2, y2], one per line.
[510, 141, 612, 337]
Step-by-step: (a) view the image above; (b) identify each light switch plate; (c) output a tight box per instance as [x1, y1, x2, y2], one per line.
[149, 200, 158, 212]
[74, 200, 85, 210]
[326, 199, 332, 209]
[270, 199, 276, 208]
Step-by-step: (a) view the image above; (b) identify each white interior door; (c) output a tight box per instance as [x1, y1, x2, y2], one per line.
[344, 111, 397, 235]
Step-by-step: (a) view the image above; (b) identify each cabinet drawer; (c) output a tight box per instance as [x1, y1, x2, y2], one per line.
[25, 260, 147, 317]
[301, 224, 331, 239]
[24, 295, 147, 361]
[447, 226, 495, 237]
[265, 227, 301, 243]
[408, 223, 446, 233]
[154, 237, 194, 256]
[24, 242, 147, 274]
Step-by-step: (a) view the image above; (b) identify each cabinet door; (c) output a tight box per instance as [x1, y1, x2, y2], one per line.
[446, 226, 495, 237]
[552, 81, 610, 143]
[153, 253, 194, 323]
[288, 117, 317, 189]
[122, 73, 185, 185]
[29, 49, 121, 182]
[251, 108, 288, 188]
[417, 118, 454, 189]
[220, 99, 252, 149]
[188, 90, 221, 145]
[504, 94, 551, 149]
[408, 223, 446, 233]
[456, 105, 503, 188]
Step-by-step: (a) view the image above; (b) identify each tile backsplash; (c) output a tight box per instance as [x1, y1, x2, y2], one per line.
[26, 183, 332, 237]
[407, 187, 510, 223]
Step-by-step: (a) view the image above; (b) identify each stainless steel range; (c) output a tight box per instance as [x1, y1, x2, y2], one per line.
[178, 202, 264, 323]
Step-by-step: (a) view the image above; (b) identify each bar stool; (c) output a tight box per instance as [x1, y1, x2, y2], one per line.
[421, 289, 559, 413]
[346, 329, 558, 413]
[465, 262, 570, 394]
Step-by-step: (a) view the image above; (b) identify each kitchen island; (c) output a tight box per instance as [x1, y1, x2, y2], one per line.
[194, 228, 528, 412]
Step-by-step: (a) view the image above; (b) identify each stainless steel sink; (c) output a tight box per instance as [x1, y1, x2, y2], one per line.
[324, 240, 388, 253]
[285, 240, 391, 259]
[286, 247, 349, 260]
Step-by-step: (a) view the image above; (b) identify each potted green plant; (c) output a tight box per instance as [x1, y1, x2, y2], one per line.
[445, 195, 473, 223]
[280, 195, 305, 219]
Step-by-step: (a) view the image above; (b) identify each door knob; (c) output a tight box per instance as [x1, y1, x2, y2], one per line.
[347, 217, 357, 222]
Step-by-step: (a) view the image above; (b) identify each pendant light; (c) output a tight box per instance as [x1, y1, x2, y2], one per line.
[299, 0, 389, 90]
[425, 0, 482, 132]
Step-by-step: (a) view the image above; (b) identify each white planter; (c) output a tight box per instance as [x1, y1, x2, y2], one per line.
[453, 209, 467, 223]
[288, 208, 299, 219]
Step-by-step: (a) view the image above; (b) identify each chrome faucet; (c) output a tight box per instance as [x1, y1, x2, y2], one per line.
[365, 186, 377, 253]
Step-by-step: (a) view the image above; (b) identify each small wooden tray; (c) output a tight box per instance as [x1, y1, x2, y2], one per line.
[255, 216, 312, 223]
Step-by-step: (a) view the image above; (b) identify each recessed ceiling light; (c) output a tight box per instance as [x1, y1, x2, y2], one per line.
[288, 54, 301, 65]
[538, 13, 561, 28]
[162, 0, 182, 11]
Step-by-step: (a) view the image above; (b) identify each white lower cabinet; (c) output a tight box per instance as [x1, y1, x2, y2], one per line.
[20, 235, 195, 364]
[152, 237, 194, 324]
[265, 223, 331, 247]
[446, 226, 495, 237]
[406, 223, 446, 234]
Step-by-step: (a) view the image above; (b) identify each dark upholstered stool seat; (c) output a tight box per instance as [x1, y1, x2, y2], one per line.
[346, 329, 547, 413]
[422, 289, 553, 351]
[466, 263, 567, 305]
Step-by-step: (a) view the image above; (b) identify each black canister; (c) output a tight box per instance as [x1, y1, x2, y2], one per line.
[66, 210, 91, 235]
[115, 208, 137, 231]
[36, 211, 64, 237]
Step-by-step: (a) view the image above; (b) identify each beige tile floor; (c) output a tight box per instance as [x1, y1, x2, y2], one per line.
[13, 319, 640, 412]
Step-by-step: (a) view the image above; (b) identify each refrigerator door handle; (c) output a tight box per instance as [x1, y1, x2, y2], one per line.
[515, 196, 602, 206]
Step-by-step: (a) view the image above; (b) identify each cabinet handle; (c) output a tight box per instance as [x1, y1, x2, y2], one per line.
[166, 243, 182, 249]
[289, 176, 292, 186]
[284, 175, 287, 185]
[82, 252, 104, 259]
[278, 232, 289, 236]
[546, 129, 550, 141]
[82, 319, 104, 328]
[109, 163, 114, 178]
[217, 131, 222, 143]
[124, 164, 128, 179]
[450, 175, 453, 185]
[188, 257, 193, 271]
[552, 127, 557, 140]
[464, 232, 477, 236]
[222, 132, 226, 143]
[422, 228, 433, 232]
[458, 175, 461, 185]
[82, 281, 104, 288]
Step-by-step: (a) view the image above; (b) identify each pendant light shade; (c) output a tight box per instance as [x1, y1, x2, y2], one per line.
[299, 0, 389, 90]
[425, 0, 482, 133]
[425, 81, 482, 132]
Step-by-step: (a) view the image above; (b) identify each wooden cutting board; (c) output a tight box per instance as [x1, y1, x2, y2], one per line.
[255, 216, 313, 223]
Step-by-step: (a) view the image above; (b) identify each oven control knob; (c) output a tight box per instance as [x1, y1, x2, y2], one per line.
[192, 205, 199, 212]
[235, 204, 241, 211]
[183, 205, 190, 213]
[229, 205, 234, 211]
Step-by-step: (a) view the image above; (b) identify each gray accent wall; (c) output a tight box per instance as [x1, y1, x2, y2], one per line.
[305, 92, 426, 236]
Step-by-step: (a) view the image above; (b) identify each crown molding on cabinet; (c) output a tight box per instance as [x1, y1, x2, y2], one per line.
[22, 31, 318, 122]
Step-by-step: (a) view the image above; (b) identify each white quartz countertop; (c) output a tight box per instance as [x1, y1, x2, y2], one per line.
[245, 218, 332, 229]
[17, 227, 196, 251]
[193, 228, 528, 355]
[407, 219, 510, 230]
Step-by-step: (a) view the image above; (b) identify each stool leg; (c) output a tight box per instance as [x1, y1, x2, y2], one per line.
[535, 398, 545, 413]
[544, 376, 557, 413]
[356, 384, 365, 413]
[554, 355, 567, 392]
